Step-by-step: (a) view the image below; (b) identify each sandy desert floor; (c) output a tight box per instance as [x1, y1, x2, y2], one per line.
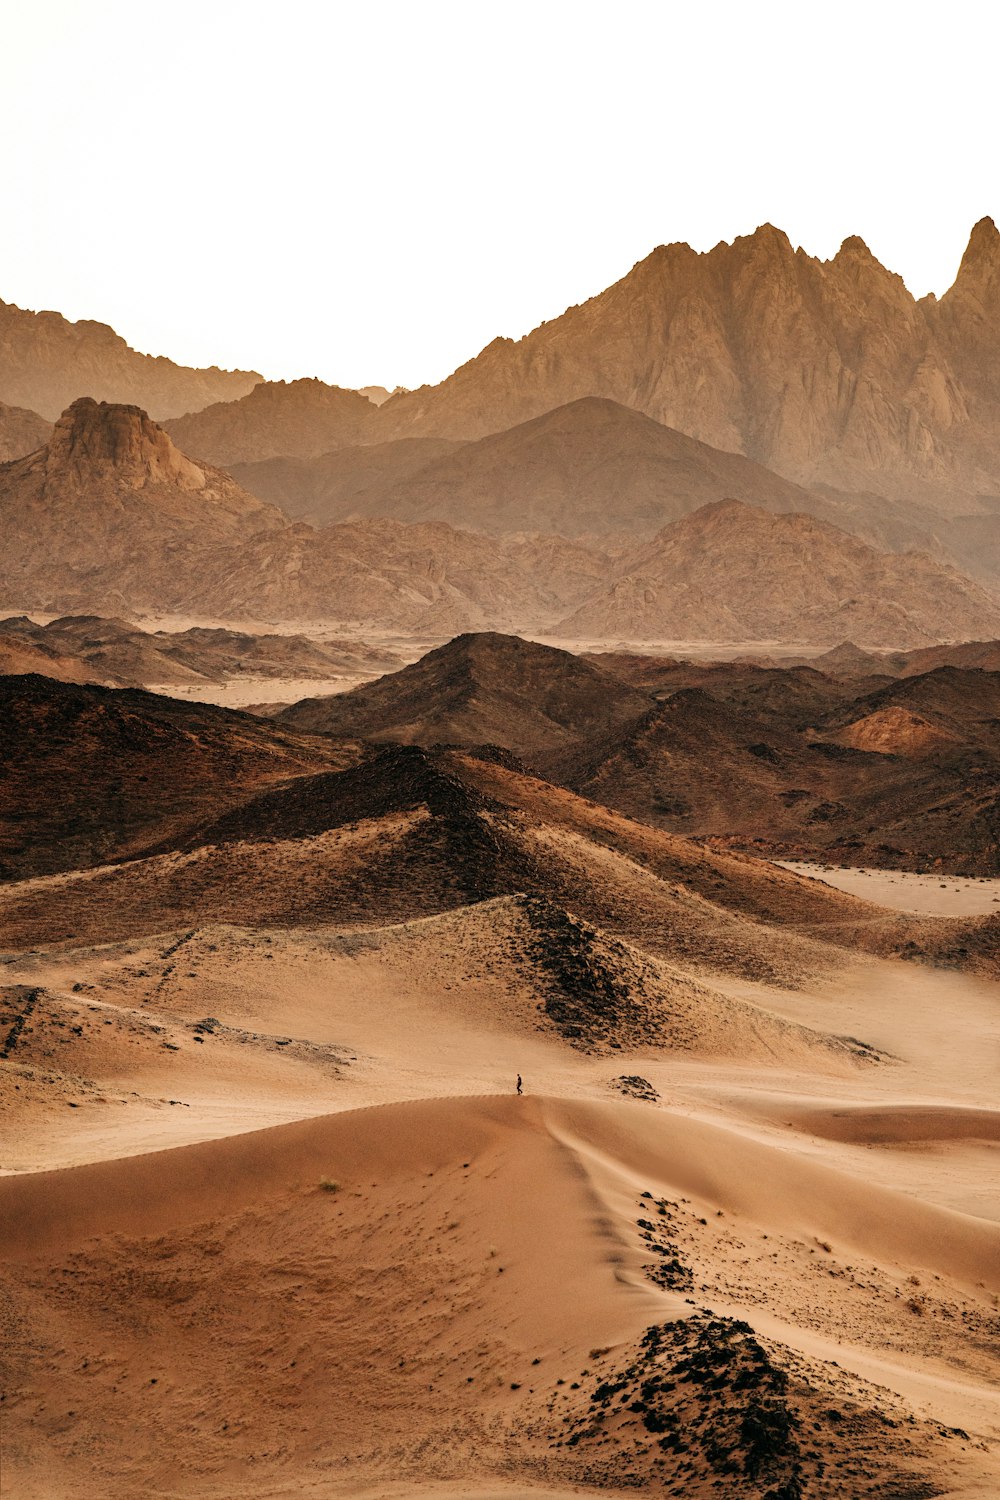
[146, 675, 364, 708]
[2, 873, 999, 1500]
[774, 863, 1000, 918]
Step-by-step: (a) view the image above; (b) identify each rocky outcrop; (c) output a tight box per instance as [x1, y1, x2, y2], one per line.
[0, 296, 258, 420]
[828, 706, 961, 756]
[0, 398, 285, 611]
[45, 397, 208, 490]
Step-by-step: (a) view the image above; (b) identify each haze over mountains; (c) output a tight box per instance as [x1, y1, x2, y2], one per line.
[555, 498, 1000, 644]
[164, 377, 380, 465]
[4, 394, 999, 644]
[233, 397, 823, 536]
[4, 219, 1000, 627]
[0, 614, 401, 688]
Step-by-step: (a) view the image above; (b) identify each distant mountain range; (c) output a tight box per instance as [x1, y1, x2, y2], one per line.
[4, 220, 1000, 516]
[553, 498, 1000, 645]
[372, 220, 1000, 510]
[2, 398, 998, 645]
[164, 377, 380, 464]
[0, 614, 402, 688]
[230, 397, 821, 537]
[3, 219, 1000, 636]
[0, 297, 260, 420]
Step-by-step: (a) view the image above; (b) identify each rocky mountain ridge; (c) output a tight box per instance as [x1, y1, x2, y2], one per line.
[0, 296, 260, 420]
[374, 219, 1000, 511]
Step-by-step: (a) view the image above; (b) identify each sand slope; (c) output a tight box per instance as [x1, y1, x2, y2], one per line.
[2, 1094, 998, 1499]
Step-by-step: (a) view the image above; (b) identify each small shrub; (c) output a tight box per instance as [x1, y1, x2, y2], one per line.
[319, 1177, 340, 1193]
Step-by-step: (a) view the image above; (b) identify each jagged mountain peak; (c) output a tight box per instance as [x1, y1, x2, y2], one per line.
[946, 215, 1000, 302]
[372, 219, 1000, 504]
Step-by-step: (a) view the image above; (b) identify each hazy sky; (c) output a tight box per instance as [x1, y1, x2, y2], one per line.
[4, 0, 996, 391]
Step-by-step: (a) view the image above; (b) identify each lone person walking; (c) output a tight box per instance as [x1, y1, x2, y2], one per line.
[516, 1073, 523, 1096]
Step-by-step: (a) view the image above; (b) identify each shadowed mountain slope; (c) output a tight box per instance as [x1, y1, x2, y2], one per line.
[4, 740, 994, 980]
[565, 662, 1000, 873]
[278, 632, 651, 758]
[273, 634, 1000, 873]
[0, 674, 361, 879]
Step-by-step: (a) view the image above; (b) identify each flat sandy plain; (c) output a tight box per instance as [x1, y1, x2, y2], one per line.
[1, 653, 999, 1498]
[775, 863, 1000, 918]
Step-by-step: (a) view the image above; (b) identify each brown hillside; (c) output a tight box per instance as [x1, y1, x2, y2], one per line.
[0, 399, 51, 462]
[278, 631, 651, 758]
[240, 397, 823, 538]
[3, 740, 986, 980]
[165, 378, 378, 465]
[554, 500, 1000, 647]
[0, 674, 360, 879]
[230, 435, 465, 524]
[0, 398, 285, 613]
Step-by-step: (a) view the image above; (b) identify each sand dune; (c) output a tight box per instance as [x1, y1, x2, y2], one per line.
[2, 1093, 997, 1498]
[4, 687, 1000, 1497]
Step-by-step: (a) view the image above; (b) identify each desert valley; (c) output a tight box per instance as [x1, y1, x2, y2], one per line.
[2, 213, 1000, 1500]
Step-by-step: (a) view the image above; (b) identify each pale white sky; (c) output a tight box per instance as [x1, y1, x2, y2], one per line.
[3, 0, 996, 390]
